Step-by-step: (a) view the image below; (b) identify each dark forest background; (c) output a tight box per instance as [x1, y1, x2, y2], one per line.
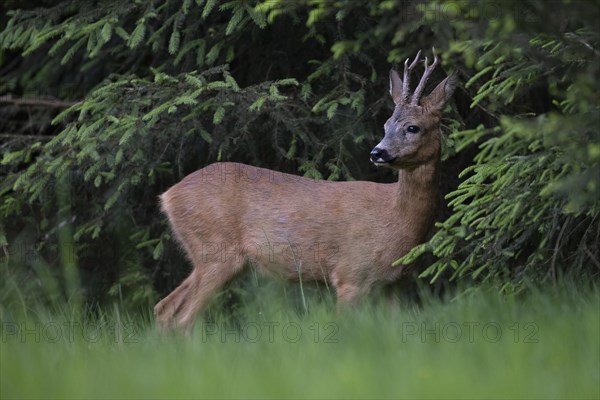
[1, 0, 598, 311]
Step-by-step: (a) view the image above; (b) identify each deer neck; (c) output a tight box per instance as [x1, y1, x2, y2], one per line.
[393, 155, 439, 240]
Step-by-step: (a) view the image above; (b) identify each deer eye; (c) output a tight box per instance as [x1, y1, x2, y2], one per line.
[407, 125, 420, 134]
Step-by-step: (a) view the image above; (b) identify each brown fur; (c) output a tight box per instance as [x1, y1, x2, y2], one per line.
[154, 55, 457, 332]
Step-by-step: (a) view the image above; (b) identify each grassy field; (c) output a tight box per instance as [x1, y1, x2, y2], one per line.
[1, 280, 599, 399]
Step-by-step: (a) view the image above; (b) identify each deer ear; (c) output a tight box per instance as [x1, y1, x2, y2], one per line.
[422, 75, 458, 111]
[389, 69, 403, 105]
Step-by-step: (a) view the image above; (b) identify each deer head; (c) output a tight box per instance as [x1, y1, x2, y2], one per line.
[370, 49, 457, 169]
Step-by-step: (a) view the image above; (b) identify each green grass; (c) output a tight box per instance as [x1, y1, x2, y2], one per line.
[1, 282, 599, 399]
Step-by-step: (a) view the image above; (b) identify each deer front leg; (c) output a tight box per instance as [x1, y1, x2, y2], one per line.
[332, 270, 372, 313]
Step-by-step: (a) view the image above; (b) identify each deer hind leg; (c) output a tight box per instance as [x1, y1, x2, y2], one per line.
[179, 262, 245, 333]
[154, 224, 246, 333]
[155, 260, 244, 333]
[154, 267, 200, 331]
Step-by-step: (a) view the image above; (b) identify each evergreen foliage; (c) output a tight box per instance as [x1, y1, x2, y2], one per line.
[1, 0, 598, 308]
[401, 0, 600, 290]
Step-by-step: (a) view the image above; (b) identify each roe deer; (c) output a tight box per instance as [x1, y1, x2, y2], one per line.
[154, 49, 457, 332]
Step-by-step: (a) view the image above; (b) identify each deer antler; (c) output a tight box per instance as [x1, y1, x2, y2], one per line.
[401, 50, 421, 104]
[411, 47, 439, 105]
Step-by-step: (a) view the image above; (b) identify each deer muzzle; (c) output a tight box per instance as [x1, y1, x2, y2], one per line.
[370, 147, 396, 165]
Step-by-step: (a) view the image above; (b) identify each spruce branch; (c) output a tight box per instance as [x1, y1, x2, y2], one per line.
[0, 94, 79, 108]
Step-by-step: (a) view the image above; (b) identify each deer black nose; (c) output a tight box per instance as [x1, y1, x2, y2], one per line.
[370, 147, 390, 163]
